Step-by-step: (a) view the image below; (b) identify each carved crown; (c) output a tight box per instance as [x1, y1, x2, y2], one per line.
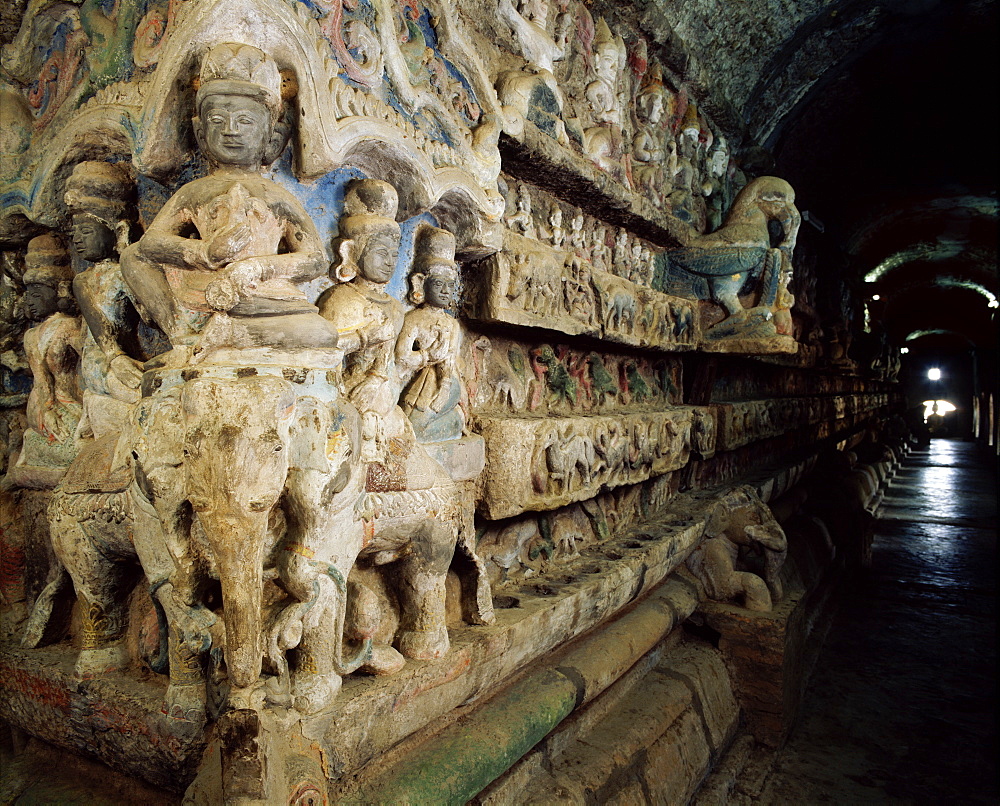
[23, 234, 73, 285]
[196, 43, 282, 117]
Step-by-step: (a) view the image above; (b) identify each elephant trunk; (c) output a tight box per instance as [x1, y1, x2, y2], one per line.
[204, 512, 268, 690]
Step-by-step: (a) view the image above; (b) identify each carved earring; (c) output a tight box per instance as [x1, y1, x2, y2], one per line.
[334, 239, 358, 283]
[114, 220, 132, 256]
[409, 273, 426, 305]
[264, 118, 291, 165]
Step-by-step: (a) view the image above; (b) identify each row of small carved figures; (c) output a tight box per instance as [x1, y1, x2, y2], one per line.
[505, 194, 660, 287]
[529, 415, 688, 497]
[716, 393, 892, 449]
[503, 253, 696, 343]
[468, 338, 679, 414]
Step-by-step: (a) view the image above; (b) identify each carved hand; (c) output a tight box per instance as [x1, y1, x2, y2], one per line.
[205, 221, 255, 267]
[226, 257, 264, 291]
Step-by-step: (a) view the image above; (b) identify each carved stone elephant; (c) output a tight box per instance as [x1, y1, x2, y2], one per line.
[129, 373, 369, 716]
[686, 485, 788, 612]
[604, 290, 637, 332]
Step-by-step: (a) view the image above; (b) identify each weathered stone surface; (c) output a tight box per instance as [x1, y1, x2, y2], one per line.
[477, 409, 694, 519]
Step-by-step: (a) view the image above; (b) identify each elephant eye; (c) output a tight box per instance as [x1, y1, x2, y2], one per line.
[273, 444, 283, 453]
[249, 501, 270, 512]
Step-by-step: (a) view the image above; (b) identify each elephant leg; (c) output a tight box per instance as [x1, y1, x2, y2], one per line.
[132, 489, 212, 725]
[281, 466, 368, 715]
[733, 570, 772, 612]
[50, 513, 134, 677]
[394, 519, 455, 660]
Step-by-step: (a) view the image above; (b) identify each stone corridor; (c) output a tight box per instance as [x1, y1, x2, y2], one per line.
[756, 439, 998, 804]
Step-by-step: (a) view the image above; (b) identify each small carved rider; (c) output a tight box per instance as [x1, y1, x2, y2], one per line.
[395, 226, 464, 443]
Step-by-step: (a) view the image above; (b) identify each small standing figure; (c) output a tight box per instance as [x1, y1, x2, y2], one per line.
[505, 183, 535, 239]
[547, 204, 565, 249]
[583, 18, 627, 177]
[569, 213, 587, 256]
[612, 227, 631, 277]
[8, 234, 82, 485]
[395, 227, 465, 443]
[318, 178, 404, 434]
[632, 64, 669, 202]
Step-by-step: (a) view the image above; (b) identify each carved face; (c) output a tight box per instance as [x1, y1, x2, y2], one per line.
[710, 148, 729, 177]
[424, 267, 457, 309]
[594, 43, 619, 83]
[198, 95, 272, 168]
[22, 283, 58, 321]
[357, 231, 400, 284]
[71, 215, 116, 262]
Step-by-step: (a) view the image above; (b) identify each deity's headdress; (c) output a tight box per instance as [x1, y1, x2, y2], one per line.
[409, 226, 457, 304]
[413, 226, 457, 275]
[196, 43, 282, 121]
[331, 179, 401, 282]
[23, 234, 73, 286]
[63, 161, 136, 253]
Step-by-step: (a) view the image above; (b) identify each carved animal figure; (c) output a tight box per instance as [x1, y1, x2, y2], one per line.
[686, 485, 788, 611]
[663, 176, 800, 328]
[587, 352, 619, 407]
[544, 429, 597, 493]
[595, 424, 629, 482]
[625, 361, 652, 403]
[604, 289, 637, 332]
[470, 336, 528, 411]
[531, 344, 577, 408]
[43, 375, 369, 719]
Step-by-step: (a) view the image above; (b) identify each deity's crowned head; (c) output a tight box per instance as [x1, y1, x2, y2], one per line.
[592, 19, 623, 84]
[636, 64, 667, 125]
[64, 161, 135, 262]
[22, 233, 74, 321]
[332, 179, 401, 285]
[194, 43, 283, 169]
[410, 226, 458, 309]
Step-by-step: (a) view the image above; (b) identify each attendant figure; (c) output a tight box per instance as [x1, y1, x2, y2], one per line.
[64, 160, 157, 439]
[11, 234, 82, 481]
[395, 227, 464, 443]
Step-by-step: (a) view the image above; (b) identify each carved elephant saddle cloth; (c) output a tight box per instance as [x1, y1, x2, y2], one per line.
[61, 433, 132, 494]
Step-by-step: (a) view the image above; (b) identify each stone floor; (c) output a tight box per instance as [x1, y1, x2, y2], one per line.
[757, 439, 998, 804]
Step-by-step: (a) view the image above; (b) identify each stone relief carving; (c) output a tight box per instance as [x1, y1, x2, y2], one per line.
[476, 409, 695, 520]
[0, 0, 865, 801]
[396, 226, 466, 443]
[64, 161, 161, 440]
[3, 234, 81, 490]
[466, 333, 681, 418]
[686, 485, 788, 612]
[468, 225, 698, 350]
[663, 176, 801, 348]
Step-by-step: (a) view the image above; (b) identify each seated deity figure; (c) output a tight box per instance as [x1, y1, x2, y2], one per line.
[121, 43, 334, 366]
[395, 227, 464, 443]
[64, 160, 159, 439]
[8, 234, 82, 485]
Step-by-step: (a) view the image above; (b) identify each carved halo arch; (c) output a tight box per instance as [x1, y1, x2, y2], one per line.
[131, 0, 503, 257]
[0, 101, 137, 237]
